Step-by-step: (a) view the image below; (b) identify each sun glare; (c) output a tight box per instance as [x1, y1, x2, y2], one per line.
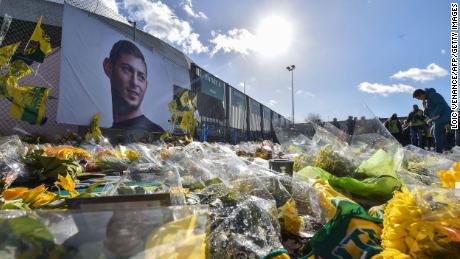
[255, 16, 293, 57]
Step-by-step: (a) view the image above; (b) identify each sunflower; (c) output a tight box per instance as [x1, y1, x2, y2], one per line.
[54, 174, 79, 198]
[43, 146, 91, 161]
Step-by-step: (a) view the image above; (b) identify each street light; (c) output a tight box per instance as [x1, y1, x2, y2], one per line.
[286, 65, 295, 126]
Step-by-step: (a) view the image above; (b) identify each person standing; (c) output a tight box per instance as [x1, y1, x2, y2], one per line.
[346, 116, 355, 135]
[423, 121, 434, 150]
[404, 105, 426, 147]
[384, 114, 402, 143]
[332, 117, 340, 129]
[413, 88, 450, 153]
[346, 116, 355, 143]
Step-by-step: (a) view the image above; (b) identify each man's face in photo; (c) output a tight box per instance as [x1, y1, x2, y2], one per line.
[109, 53, 148, 113]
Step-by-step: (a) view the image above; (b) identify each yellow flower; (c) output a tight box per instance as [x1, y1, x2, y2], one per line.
[22, 184, 46, 203]
[95, 147, 117, 160]
[43, 146, 91, 161]
[438, 162, 460, 188]
[125, 148, 140, 162]
[278, 198, 304, 235]
[55, 174, 79, 197]
[30, 191, 57, 208]
[372, 248, 411, 259]
[381, 186, 460, 258]
[2, 185, 59, 209]
[2, 187, 28, 200]
[452, 162, 460, 172]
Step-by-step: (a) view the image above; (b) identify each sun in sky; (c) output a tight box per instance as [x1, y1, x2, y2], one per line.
[255, 16, 293, 57]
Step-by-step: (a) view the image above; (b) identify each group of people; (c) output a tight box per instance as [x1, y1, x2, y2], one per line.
[385, 88, 455, 153]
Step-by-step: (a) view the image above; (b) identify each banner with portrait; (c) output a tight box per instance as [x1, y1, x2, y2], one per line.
[57, 4, 191, 133]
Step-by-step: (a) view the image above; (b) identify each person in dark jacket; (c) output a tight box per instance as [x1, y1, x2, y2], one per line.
[332, 117, 340, 129]
[413, 88, 450, 153]
[384, 113, 402, 143]
[404, 104, 426, 147]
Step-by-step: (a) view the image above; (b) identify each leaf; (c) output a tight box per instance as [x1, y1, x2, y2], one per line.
[37, 156, 83, 181]
[9, 216, 54, 242]
[296, 166, 333, 181]
[1, 201, 28, 210]
[354, 149, 397, 178]
[328, 175, 401, 205]
[85, 180, 105, 194]
[204, 178, 223, 186]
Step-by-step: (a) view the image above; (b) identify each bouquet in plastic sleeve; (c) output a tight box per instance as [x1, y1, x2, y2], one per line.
[127, 163, 186, 205]
[314, 146, 357, 177]
[292, 152, 315, 172]
[400, 145, 453, 186]
[377, 185, 460, 258]
[0, 210, 75, 258]
[0, 136, 26, 192]
[206, 195, 283, 258]
[21, 147, 84, 182]
[93, 145, 141, 174]
[0, 206, 208, 258]
[296, 148, 401, 207]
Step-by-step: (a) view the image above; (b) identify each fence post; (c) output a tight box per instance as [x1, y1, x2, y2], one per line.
[260, 104, 264, 139]
[225, 83, 230, 142]
[246, 96, 250, 141]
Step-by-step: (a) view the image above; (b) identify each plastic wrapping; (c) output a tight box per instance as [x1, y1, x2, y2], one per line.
[0, 206, 208, 258]
[381, 186, 460, 258]
[305, 180, 383, 258]
[127, 163, 185, 205]
[206, 196, 282, 258]
[0, 136, 26, 191]
[0, 14, 12, 46]
[400, 145, 454, 186]
[149, 142, 297, 258]
[3, 99, 460, 259]
[409, 185, 460, 226]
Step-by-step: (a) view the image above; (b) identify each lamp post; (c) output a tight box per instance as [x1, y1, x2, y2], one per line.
[286, 65, 295, 126]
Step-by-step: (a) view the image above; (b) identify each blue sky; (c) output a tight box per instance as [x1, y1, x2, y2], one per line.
[104, 0, 452, 121]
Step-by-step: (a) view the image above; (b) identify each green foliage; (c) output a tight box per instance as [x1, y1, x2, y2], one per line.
[314, 146, 356, 177]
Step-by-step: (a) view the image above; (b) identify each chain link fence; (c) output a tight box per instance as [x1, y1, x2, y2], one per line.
[0, 0, 139, 138]
[0, 0, 289, 142]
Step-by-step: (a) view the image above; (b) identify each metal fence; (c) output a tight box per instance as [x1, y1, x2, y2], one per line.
[191, 63, 290, 143]
[0, 0, 290, 142]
